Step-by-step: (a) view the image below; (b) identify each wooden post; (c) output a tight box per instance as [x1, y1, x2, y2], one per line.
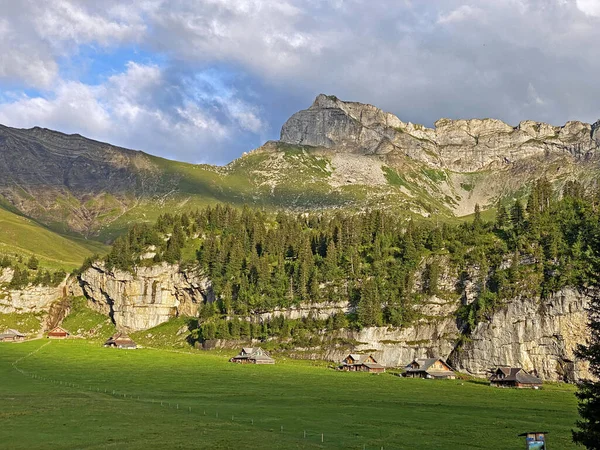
[321, 434, 324, 443]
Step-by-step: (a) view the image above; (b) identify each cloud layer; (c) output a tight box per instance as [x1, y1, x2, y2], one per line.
[0, 0, 599, 164]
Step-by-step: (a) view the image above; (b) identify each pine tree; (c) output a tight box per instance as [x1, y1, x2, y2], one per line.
[357, 278, 382, 327]
[510, 199, 525, 229]
[496, 203, 508, 229]
[573, 298, 600, 449]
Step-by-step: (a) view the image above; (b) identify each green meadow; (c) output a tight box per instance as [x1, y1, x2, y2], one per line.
[0, 206, 108, 271]
[0, 340, 579, 449]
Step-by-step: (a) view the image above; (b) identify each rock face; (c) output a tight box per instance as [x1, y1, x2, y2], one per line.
[0, 268, 66, 314]
[450, 288, 591, 382]
[280, 94, 600, 172]
[325, 304, 460, 369]
[72, 260, 591, 380]
[78, 262, 214, 331]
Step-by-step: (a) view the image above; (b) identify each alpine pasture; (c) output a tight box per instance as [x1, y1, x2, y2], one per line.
[1, 340, 579, 449]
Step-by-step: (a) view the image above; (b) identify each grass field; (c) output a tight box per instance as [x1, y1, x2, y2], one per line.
[0, 206, 108, 271]
[0, 340, 579, 449]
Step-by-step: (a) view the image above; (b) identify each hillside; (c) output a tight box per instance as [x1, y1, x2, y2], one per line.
[0, 94, 598, 247]
[0, 204, 107, 271]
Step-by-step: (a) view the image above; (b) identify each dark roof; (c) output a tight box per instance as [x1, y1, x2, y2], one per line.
[363, 363, 385, 369]
[105, 332, 137, 346]
[491, 367, 542, 384]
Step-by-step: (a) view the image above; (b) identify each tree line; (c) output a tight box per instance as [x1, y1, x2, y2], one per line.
[102, 179, 600, 332]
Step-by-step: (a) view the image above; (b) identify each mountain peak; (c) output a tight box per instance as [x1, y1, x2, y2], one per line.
[280, 95, 600, 172]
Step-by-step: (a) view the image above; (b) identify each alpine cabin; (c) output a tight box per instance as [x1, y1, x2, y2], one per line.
[0, 329, 25, 342]
[489, 367, 542, 389]
[404, 358, 455, 379]
[104, 332, 137, 349]
[47, 326, 70, 339]
[339, 354, 385, 373]
[230, 347, 275, 364]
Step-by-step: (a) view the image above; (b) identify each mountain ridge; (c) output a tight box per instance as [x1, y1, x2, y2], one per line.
[0, 93, 599, 251]
[281, 94, 600, 172]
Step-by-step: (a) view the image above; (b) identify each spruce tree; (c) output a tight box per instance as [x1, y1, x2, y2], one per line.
[573, 299, 600, 449]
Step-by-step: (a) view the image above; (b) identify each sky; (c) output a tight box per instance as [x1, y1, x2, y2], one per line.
[0, 0, 599, 165]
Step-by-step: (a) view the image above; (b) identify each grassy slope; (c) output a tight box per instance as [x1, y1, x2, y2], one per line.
[98, 145, 456, 240]
[1, 340, 579, 450]
[0, 206, 108, 271]
[0, 312, 43, 335]
[60, 297, 116, 340]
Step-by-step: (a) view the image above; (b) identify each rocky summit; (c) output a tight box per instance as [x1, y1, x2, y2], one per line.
[0, 95, 599, 239]
[281, 94, 600, 172]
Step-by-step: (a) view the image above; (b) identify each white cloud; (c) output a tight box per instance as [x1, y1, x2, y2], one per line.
[33, 0, 147, 48]
[576, 0, 600, 16]
[0, 62, 263, 163]
[1, 0, 600, 163]
[437, 5, 484, 24]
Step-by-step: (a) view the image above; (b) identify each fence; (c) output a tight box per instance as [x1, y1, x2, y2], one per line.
[11, 341, 389, 449]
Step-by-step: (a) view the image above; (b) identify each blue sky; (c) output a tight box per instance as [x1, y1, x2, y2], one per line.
[0, 0, 599, 165]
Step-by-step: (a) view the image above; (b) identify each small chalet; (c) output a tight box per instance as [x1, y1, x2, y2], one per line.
[230, 347, 275, 364]
[340, 354, 386, 373]
[404, 358, 455, 379]
[47, 326, 70, 339]
[104, 332, 137, 349]
[489, 367, 542, 389]
[0, 329, 25, 342]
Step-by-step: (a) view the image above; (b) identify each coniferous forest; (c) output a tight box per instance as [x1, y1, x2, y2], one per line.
[98, 179, 600, 344]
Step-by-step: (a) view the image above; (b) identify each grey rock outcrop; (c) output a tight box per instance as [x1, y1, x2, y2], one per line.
[78, 262, 214, 331]
[280, 94, 600, 172]
[450, 288, 591, 382]
[73, 259, 591, 380]
[0, 268, 66, 314]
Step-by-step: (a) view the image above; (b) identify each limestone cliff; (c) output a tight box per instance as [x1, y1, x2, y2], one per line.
[0, 268, 67, 314]
[280, 94, 600, 172]
[450, 288, 591, 382]
[72, 260, 591, 381]
[78, 262, 213, 332]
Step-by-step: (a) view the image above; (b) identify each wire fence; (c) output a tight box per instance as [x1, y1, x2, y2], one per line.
[10, 341, 389, 450]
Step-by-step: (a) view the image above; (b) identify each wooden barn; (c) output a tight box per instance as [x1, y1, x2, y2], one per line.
[404, 357, 455, 379]
[47, 326, 70, 339]
[104, 332, 137, 349]
[489, 367, 542, 389]
[339, 354, 385, 373]
[0, 329, 25, 342]
[230, 347, 275, 364]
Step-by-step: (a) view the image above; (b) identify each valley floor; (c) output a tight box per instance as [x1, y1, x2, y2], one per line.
[0, 341, 579, 449]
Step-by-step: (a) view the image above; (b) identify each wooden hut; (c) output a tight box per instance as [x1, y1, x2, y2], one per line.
[104, 332, 137, 349]
[489, 367, 542, 389]
[47, 326, 70, 339]
[339, 354, 385, 373]
[230, 347, 275, 364]
[404, 357, 455, 379]
[0, 329, 25, 342]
